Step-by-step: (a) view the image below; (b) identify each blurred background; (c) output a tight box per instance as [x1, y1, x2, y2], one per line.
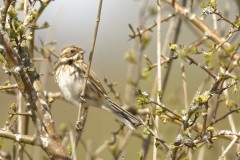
[0, 0, 240, 159]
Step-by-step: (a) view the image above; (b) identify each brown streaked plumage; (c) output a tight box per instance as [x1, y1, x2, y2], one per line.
[54, 45, 141, 130]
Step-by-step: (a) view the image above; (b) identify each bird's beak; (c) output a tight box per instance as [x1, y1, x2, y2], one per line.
[80, 50, 86, 54]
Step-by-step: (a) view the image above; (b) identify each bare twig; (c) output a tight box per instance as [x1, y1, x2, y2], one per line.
[161, 0, 186, 99]
[75, 0, 103, 150]
[0, 0, 11, 30]
[139, 118, 169, 150]
[129, 13, 175, 39]
[0, 84, 18, 90]
[163, 0, 240, 65]
[153, 1, 162, 159]
[186, 55, 217, 80]
[218, 136, 238, 159]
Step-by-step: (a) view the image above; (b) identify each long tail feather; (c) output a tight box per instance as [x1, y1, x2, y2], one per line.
[107, 99, 142, 130]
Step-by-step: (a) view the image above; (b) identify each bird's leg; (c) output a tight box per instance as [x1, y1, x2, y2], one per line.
[75, 106, 85, 132]
[79, 95, 86, 103]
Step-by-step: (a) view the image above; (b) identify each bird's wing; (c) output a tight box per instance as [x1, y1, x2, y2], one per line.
[77, 61, 108, 96]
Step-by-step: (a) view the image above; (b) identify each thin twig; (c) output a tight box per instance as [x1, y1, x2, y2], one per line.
[211, 108, 240, 125]
[218, 136, 238, 159]
[0, 84, 18, 90]
[75, 0, 103, 149]
[129, 13, 175, 39]
[189, 0, 193, 13]
[153, 1, 162, 159]
[0, 0, 11, 30]
[161, 0, 186, 99]
[186, 55, 217, 80]
[139, 118, 169, 150]
[181, 63, 188, 110]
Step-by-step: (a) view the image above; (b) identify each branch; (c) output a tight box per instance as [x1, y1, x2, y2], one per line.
[75, 0, 103, 151]
[129, 13, 175, 39]
[0, 32, 70, 159]
[0, 84, 18, 90]
[0, 0, 11, 30]
[163, 0, 240, 65]
[0, 130, 36, 146]
[186, 55, 217, 80]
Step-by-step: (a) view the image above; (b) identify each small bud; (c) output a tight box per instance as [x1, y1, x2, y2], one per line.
[143, 130, 150, 135]
[155, 141, 161, 147]
[169, 43, 177, 51]
[59, 123, 68, 133]
[47, 98, 54, 103]
[4, 80, 11, 86]
[26, 35, 33, 41]
[10, 103, 17, 111]
[137, 151, 143, 159]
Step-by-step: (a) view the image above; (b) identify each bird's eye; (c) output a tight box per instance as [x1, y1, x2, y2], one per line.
[70, 50, 75, 53]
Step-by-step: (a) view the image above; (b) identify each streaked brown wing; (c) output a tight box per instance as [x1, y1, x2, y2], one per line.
[75, 61, 108, 96]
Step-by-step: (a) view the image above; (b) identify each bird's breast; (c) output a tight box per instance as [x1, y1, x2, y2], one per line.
[54, 64, 84, 106]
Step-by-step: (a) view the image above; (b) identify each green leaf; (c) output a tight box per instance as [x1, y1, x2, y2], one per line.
[148, 6, 157, 15]
[4, 80, 11, 86]
[143, 130, 150, 135]
[154, 107, 163, 116]
[200, 2, 207, 8]
[155, 141, 161, 147]
[232, 85, 238, 93]
[7, 5, 18, 18]
[137, 151, 143, 159]
[10, 103, 16, 111]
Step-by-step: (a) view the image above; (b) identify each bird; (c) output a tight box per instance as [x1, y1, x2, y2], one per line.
[54, 45, 141, 130]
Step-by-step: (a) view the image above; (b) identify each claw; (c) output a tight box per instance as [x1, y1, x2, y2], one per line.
[75, 121, 83, 133]
[79, 96, 86, 103]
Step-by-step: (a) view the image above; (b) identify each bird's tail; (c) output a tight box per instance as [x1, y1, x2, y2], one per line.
[105, 99, 142, 130]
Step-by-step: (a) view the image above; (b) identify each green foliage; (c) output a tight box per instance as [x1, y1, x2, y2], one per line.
[155, 141, 160, 147]
[59, 123, 68, 133]
[17, 0, 24, 10]
[169, 43, 177, 51]
[9, 103, 16, 111]
[141, 70, 151, 80]
[28, 66, 37, 72]
[154, 107, 163, 116]
[194, 91, 211, 104]
[148, 6, 157, 15]
[143, 129, 150, 135]
[4, 80, 11, 86]
[209, 0, 217, 8]
[207, 126, 214, 132]
[177, 49, 187, 60]
[42, 21, 50, 28]
[3, 61, 9, 68]
[135, 93, 149, 108]
[232, 85, 238, 93]
[140, 33, 151, 50]
[221, 95, 227, 101]
[47, 97, 54, 103]
[226, 100, 235, 109]
[7, 5, 18, 18]
[67, 145, 72, 156]
[188, 46, 198, 54]
[137, 151, 143, 159]
[8, 114, 13, 121]
[169, 144, 176, 151]
[226, 45, 235, 53]
[9, 28, 18, 39]
[124, 51, 136, 63]
[157, 90, 163, 99]
[206, 143, 213, 150]
[200, 2, 207, 8]
[0, 139, 3, 149]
